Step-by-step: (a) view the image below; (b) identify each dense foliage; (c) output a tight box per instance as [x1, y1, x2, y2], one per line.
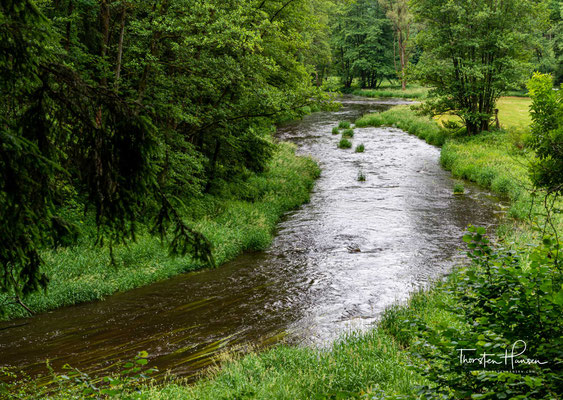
[331, 0, 395, 89]
[412, 0, 541, 135]
[383, 226, 563, 400]
[0, 0, 331, 310]
[527, 72, 563, 196]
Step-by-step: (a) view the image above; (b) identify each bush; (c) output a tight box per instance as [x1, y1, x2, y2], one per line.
[527, 73, 563, 195]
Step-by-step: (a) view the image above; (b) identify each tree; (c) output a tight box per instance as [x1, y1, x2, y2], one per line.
[550, 0, 563, 85]
[1, 0, 332, 313]
[412, 0, 541, 135]
[378, 0, 414, 90]
[331, 0, 395, 89]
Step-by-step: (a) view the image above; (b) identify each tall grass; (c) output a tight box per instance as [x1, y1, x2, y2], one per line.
[352, 85, 429, 100]
[122, 329, 423, 400]
[0, 143, 320, 321]
[338, 138, 352, 149]
[341, 128, 354, 138]
[356, 107, 448, 146]
[338, 120, 351, 129]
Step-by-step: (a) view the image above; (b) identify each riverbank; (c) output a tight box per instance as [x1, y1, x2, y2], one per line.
[128, 107, 560, 399]
[0, 142, 320, 321]
[351, 84, 429, 100]
[7, 103, 561, 399]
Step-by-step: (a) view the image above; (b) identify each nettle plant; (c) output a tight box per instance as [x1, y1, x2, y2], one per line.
[56, 351, 158, 398]
[403, 226, 562, 399]
[1, 351, 157, 399]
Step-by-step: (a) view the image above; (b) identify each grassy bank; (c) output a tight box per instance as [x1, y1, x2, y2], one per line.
[0, 142, 320, 321]
[352, 84, 429, 100]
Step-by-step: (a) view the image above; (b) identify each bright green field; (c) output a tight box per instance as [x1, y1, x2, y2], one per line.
[437, 96, 533, 129]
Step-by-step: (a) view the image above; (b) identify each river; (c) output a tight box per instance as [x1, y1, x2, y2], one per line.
[0, 96, 504, 382]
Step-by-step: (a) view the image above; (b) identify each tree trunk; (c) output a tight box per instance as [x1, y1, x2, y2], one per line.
[205, 140, 221, 193]
[100, 0, 110, 88]
[114, 5, 127, 90]
[399, 32, 406, 90]
[65, 1, 74, 51]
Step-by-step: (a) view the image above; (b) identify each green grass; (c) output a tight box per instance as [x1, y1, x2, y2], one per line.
[437, 96, 533, 130]
[0, 142, 320, 321]
[341, 128, 354, 138]
[355, 143, 365, 153]
[338, 138, 352, 149]
[453, 182, 464, 194]
[352, 85, 430, 100]
[356, 106, 448, 146]
[122, 329, 423, 400]
[28, 327, 423, 400]
[338, 120, 351, 129]
[331, 126, 340, 135]
[357, 170, 366, 182]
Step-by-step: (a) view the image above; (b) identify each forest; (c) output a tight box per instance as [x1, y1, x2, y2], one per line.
[1, 0, 562, 399]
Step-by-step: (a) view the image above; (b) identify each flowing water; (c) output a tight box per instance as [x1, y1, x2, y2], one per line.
[0, 97, 505, 382]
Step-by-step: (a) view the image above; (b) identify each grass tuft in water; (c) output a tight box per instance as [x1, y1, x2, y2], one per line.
[357, 171, 366, 182]
[453, 182, 465, 194]
[338, 138, 352, 149]
[331, 126, 340, 135]
[341, 128, 354, 138]
[338, 120, 351, 129]
[355, 144, 365, 153]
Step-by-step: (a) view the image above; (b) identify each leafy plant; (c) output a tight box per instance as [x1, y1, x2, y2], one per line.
[399, 226, 563, 399]
[527, 73, 563, 196]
